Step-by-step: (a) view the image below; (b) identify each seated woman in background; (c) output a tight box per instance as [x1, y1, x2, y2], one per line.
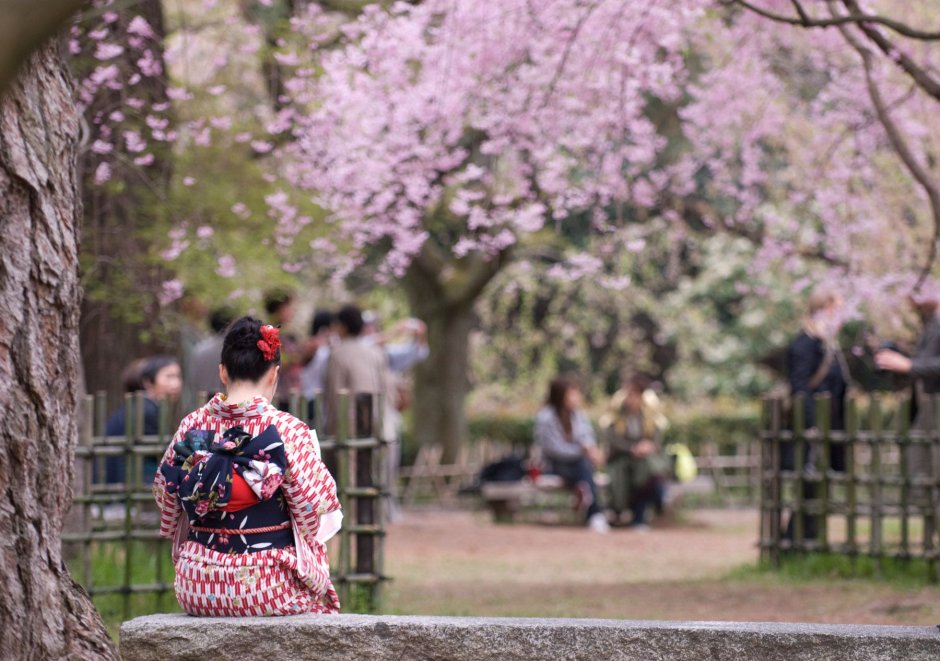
[153, 316, 343, 616]
[534, 376, 608, 533]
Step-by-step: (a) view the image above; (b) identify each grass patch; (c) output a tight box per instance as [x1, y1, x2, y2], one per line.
[66, 539, 180, 640]
[728, 552, 937, 589]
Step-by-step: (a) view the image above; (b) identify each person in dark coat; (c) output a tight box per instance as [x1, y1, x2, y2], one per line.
[787, 289, 849, 467]
[784, 289, 848, 540]
[876, 293, 940, 426]
[876, 292, 940, 511]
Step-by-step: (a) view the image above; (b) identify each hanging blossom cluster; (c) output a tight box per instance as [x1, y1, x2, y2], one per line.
[281, 0, 706, 279]
[71, 0, 171, 186]
[679, 3, 940, 311]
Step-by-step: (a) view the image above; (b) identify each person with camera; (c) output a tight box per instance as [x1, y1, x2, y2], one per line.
[876, 292, 940, 517]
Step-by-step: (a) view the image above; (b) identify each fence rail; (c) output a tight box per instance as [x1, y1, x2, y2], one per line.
[63, 390, 388, 620]
[759, 394, 940, 581]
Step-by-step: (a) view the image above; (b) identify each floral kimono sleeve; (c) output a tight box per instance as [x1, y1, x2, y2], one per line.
[282, 425, 342, 545]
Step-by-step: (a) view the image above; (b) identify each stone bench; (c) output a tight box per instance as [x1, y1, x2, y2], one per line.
[120, 613, 940, 660]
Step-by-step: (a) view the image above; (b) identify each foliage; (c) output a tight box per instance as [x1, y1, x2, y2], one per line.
[467, 415, 536, 450]
[663, 398, 761, 452]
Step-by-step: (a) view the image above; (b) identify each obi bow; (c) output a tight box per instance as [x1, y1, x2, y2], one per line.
[160, 425, 287, 520]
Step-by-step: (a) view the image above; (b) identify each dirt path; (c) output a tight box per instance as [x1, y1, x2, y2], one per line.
[383, 507, 940, 625]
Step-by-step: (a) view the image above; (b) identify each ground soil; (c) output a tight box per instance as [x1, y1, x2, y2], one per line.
[383, 507, 940, 625]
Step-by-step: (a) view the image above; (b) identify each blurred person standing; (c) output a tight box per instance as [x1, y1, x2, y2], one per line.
[876, 291, 940, 528]
[784, 289, 849, 540]
[788, 289, 849, 452]
[184, 307, 234, 406]
[361, 314, 430, 523]
[876, 292, 940, 429]
[325, 304, 391, 439]
[265, 289, 303, 409]
[300, 309, 336, 426]
[363, 313, 430, 376]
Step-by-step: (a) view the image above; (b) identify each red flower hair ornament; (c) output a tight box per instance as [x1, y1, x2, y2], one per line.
[257, 325, 281, 361]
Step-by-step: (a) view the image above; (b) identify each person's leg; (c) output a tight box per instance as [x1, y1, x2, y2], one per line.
[556, 457, 602, 520]
[607, 454, 629, 519]
[631, 495, 649, 526]
[628, 456, 655, 525]
[386, 435, 402, 523]
[574, 458, 602, 520]
[653, 477, 667, 515]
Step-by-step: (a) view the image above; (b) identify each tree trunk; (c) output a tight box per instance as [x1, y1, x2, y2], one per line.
[408, 295, 475, 463]
[402, 244, 508, 462]
[0, 43, 118, 660]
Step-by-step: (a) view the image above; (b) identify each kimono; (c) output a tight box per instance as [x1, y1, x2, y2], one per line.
[154, 394, 342, 616]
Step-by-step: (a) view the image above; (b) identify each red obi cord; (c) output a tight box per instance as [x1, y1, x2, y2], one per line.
[220, 472, 261, 512]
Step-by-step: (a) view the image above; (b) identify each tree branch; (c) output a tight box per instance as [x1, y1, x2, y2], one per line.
[834, 7, 940, 290]
[725, 0, 940, 41]
[840, 0, 940, 103]
[443, 248, 513, 308]
[686, 198, 850, 269]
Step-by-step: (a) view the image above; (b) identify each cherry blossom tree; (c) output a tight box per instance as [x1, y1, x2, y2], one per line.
[681, 1, 939, 323]
[69, 0, 938, 455]
[279, 0, 706, 455]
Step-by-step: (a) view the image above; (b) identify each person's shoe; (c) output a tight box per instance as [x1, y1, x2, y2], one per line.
[628, 522, 650, 533]
[588, 512, 610, 534]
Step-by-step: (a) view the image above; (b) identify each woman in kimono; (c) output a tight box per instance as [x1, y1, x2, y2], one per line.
[153, 316, 343, 616]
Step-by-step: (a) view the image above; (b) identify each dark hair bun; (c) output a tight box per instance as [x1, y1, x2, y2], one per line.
[221, 316, 280, 383]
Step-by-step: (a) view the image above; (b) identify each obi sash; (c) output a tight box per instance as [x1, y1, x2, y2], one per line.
[160, 425, 294, 554]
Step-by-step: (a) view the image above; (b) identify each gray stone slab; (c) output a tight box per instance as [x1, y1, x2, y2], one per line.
[120, 613, 940, 660]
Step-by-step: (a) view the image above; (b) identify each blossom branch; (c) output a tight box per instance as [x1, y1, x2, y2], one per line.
[834, 8, 940, 289]
[839, 0, 940, 103]
[724, 0, 940, 42]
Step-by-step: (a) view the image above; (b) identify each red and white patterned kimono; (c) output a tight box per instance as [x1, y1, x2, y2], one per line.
[154, 394, 343, 616]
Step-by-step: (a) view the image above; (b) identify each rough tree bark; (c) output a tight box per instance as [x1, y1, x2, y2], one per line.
[402, 243, 509, 462]
[0, 43, 118, 659]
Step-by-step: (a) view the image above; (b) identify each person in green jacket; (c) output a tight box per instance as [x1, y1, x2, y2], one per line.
[600, 373, 670, 529]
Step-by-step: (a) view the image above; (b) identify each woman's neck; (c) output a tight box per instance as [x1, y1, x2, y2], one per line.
[225, 383, 270, 404]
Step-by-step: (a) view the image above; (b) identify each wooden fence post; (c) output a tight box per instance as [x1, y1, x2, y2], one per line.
[769, 397, 782, 567]
[792, 393, 806, 550]
[816, 393, 831, 552]
[845, 396, 858, 571]
[870, 395, 883, 577]
[336, 390, 351, 609]
[354, 392, 376, 609]
[897, 396, 911, 561]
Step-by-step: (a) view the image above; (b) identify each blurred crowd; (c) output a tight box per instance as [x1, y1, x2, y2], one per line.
[98, 284, 940, 536]
[102, 289, 428, 523]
